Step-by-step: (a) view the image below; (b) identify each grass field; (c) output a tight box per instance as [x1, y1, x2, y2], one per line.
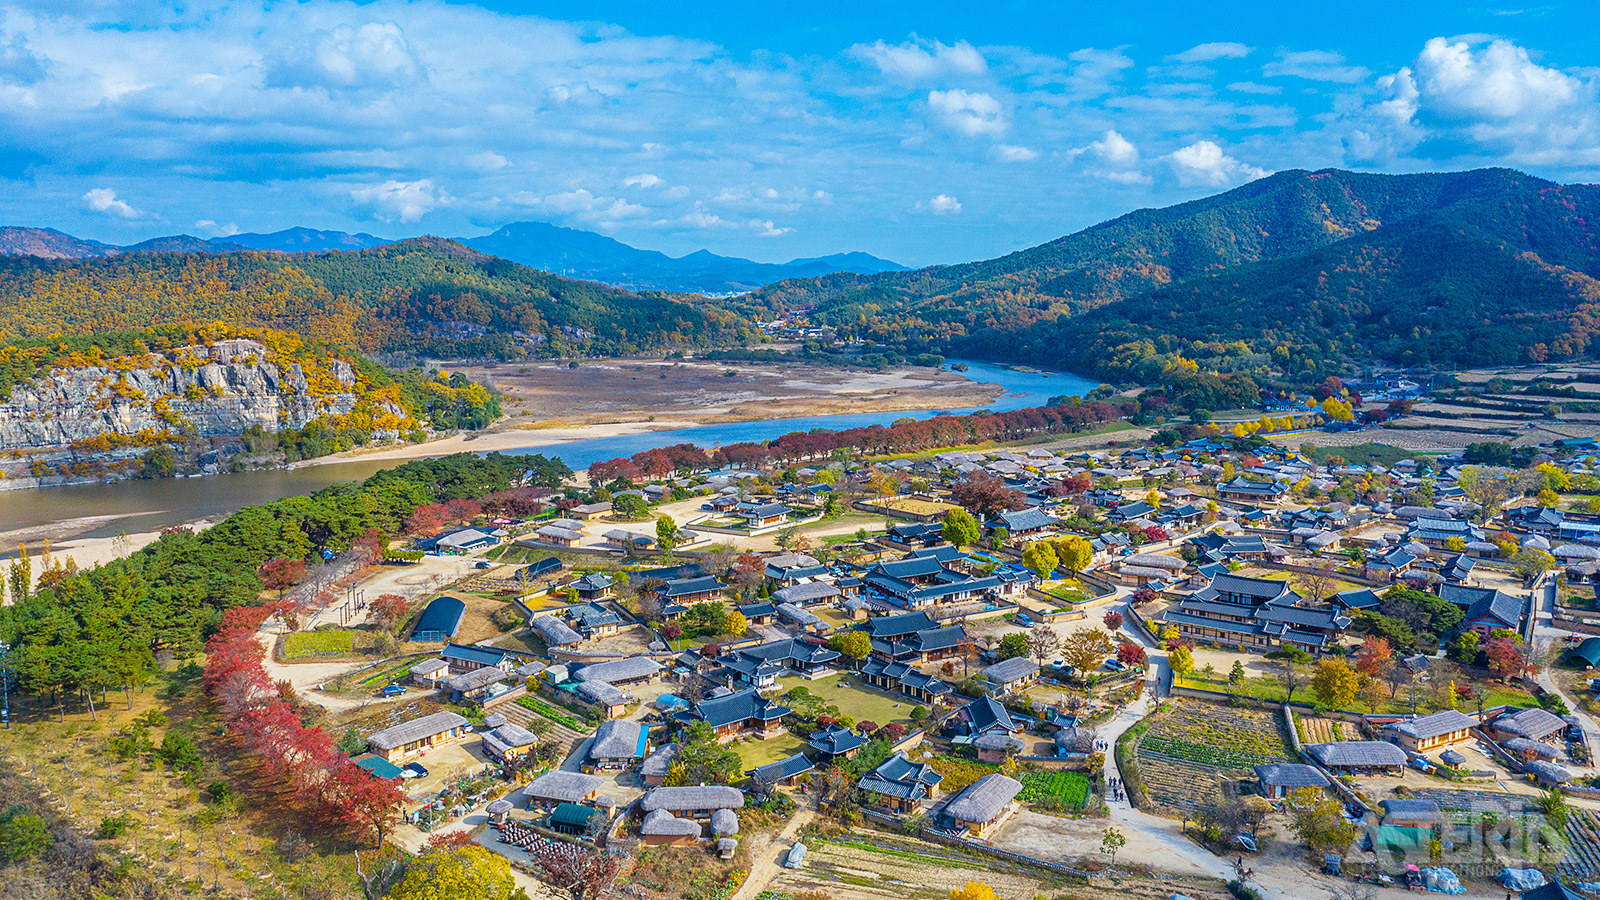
[1019, 771, 1091, 808]
[775, 674, 921, 728]
[280, 629, 356, 659]
[733, 733, 808, 770]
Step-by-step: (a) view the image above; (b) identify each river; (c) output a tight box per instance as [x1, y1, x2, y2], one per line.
[0, 360, 1097, 541]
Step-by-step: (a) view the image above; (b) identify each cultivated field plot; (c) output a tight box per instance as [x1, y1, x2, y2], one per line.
[763, 833, 1231, 900]
[881, 496, 957, 517]
[1135, 701, 1292, 813]
[1019, 771, 1091, 809]
[1300, 716, 1359, 744]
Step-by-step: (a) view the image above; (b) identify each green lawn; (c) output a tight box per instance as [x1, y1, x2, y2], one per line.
[732, 733, 808, 771]
[775, 674, 922, 728]
[1177, 671, 1534, 715]
[280, 629, 355, 660]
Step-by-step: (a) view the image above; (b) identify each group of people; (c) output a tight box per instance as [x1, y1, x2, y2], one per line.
[1107, 775, 1124, 802]
[494, 819, 549, 851]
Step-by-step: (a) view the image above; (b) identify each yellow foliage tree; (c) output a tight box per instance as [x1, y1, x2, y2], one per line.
[950, 882, 1001, 900]
[386, 846, 522, 900]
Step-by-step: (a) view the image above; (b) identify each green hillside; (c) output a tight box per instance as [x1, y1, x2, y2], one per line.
[751, 168, 1600, 380]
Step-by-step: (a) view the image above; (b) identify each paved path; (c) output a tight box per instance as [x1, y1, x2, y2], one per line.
[732, 804, 815, 900]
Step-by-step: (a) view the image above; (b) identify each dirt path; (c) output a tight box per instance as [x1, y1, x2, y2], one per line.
[732, 803, 815, 900]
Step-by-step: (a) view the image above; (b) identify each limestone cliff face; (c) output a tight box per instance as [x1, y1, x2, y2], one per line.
[0, 339, 369, 451]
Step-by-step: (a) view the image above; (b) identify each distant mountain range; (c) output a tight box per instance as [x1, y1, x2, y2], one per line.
[750, 167, 1600, 373]
[0, 222, 904, 294]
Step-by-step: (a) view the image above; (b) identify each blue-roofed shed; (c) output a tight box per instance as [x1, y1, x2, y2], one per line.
[410, 596, 465, 642]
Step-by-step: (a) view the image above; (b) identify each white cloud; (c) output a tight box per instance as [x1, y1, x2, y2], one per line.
[624, 173, 664, 188]
[539, 189, 648, 223]
[917, 194, 962, 214]
[0, 31, 47, 86]
[1065, 47, 1134, 97]
[991, 144, 1038, 162]
[82, 187, 141, 219]
[1226, 81, 1282, 95]
[1165, 140, 1270, 187]
[265, 22, 424, 93]
[927, 89, 1006, 137]
[751, 219, 792, 237]
[1263, 49, 1370, 83]
[1174, 42, 1253, 63]
[194, 219, 239, 237]
[465, 151, 508, 172]
[1089, 129, 1140, 167]
[349, 179, 449, 222]
[852, 37, 986, 83]
[1341, 37, 1600, 166]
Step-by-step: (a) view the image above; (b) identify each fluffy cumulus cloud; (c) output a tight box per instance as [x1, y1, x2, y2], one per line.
[1165, 141, 1270, 187]
[926, 88, 1006, 137]
[465, 151, 508, 172]
[852, 36, 986, 83]
[917, 194, 962, 214]
[1083, 129, 1150, 184]
[623, 173, 664, 189]
[349, 179, 449, 222]
[1342, 37, 1600, 167]
[82, 187, 142, 219]
[266, 21, 425, 92]
[991, 144, 1038, 162]
[1263, 49, 1370, 83]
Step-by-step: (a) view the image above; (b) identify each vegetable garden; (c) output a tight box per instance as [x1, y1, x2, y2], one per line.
[1019, 771, 1091, 809]
[1133, 701, 1292, 814]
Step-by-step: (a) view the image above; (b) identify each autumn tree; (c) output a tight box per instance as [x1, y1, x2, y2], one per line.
[951, 472, 1025, 519]
[530, 841, 620, 900]
[1101, 826, 1127, 869]
[941, 508, 981, 549]
[1116, 640, 1147, 667]
[1021, 542, 1058, 580]
[1054, 535, 1094, 573]
[1484, 637, 1532, 682]
[388, 845, 527, 900]
[1353, 635, 1394, 683]
[256, 557, 307, 600]
[1167, 644, 1194, 679]
[949, 882, 1001, 900]
[370, 594, 410, 633]
[724, 610, 748, 638]
[1287, 787, 1358, 853]
[1060, 628, 1114, 673]
[1026, 624, 1060, 665]
[827, 629, 872, 661]
[1310, 659, 1360, 710]
[1103, 611, 1124, 631]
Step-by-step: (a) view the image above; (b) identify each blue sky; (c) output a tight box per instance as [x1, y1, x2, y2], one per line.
[1, 1, 1597, 266]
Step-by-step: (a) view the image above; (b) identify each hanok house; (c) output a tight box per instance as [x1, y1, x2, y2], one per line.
[973, 732, 1026, 764]
[989, 506, 1060, 537]
[656, 575, 725, 611]
[440, 642, 515, 674]
[1162, 572, 1349, 655]
[571, 501, 613, 520]
[765, 553, 826, 586]
[1216, 477, 1289, 504]
[603, 530, 656, 552]
[366, 711, 471, 763]
[859, 659, 954, 704]
[572, 572, 616, 601]
[1379, 798, 1443, 829]
[531, 615, 583, 651]
[409, 657, 451, 688]
[587, 719, 650, 771]
[639, 742, 680, 787]
[864, 555, 1004, 609]
[1386, 709, 1476, 753]
[1252, 763, 1330, 799]
[1484, 707, 1567, 745]
[1305, 741, 1407, 775]
[772, 581, 841, 608]
[521, 770, 603, 811]
[640, 785, 744, 823]
[482, 720, 538, 763]
[735, 600, 777, 626]
[713, 638, 840, 690]
[535, 524, 583, 548]
[741, 502, 793, 528]
[445, 666, 511, 704]
[566, 601, 624, 639]
[871, 624, 973, 664]
[1505, 737, 1564, 762]
[941, 773, 1023, 838]
[1437, 583, 1525, 637]
[674, 687, 792, 741]
[982, 657, 1040, 695]
[748, 752, 816, 789]
[808, 724, 870, 761]
[858, 751, 944, 814]
[951, 694, 1017, 738]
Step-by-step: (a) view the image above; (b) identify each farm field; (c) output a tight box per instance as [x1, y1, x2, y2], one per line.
[1299, 715, 1359, 744]
[1133, 700, 1292, 814]
[279, 628, 358, 659]
[764, 829, 1231, 900]
[881, 496, 957, 517]
[1019, 771, 1090, 808]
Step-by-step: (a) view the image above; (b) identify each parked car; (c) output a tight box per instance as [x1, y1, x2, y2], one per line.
[474, 561, 492, 569]
[1014, 613, 1035, 628]
[401, 763, 428, 779]
[376, 684, 405, 698]
[1104, 658, 1126, 672]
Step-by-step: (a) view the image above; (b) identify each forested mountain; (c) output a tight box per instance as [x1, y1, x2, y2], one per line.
[0, 226, 115, 259]
[463, 220, 905, 293]
[0, 237, 752, 357]
[750, 168, 1600, 381]
[226, 226, 391, 252]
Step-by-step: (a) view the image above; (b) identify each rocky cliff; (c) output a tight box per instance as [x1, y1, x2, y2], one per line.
[0, 339, 375, 450]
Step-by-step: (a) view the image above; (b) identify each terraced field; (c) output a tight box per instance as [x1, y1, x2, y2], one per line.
[1134, 701, 1292, 813]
